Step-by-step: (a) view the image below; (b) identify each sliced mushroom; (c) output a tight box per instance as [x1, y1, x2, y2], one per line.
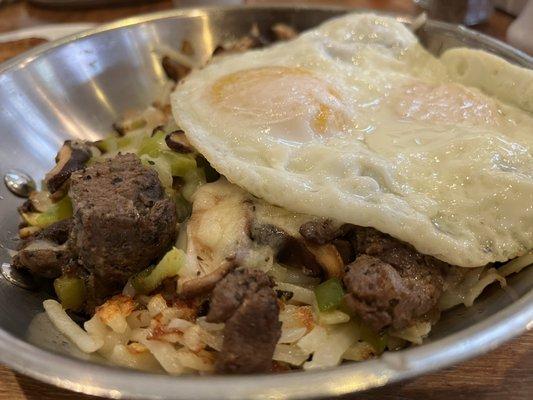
[44, 140, 92, 194]
[181, 40, 194, 56]
[252, 204, 352, 277]
[178, 179, 253, 297]
[165, 130, 194, 153]
[13, 219, 72, 278]
[271, 23, 298, 41]
[179, 258, 237, 299]
[162, 55, 191, 82]
[211, 24, 270, 58]
[18, 199, 35, 214]
[12, 239, 69, 279]
[250, 223, 322, 277]
[305, 243, 344, 278]
[18, 226, 41, 239]
[248, 22, 272, 48]
[211, 45, 226, 57]
[113, 106, 166, 136]
[28, 190, 53, 213]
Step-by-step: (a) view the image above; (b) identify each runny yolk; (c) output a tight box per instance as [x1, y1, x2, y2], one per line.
[210, 66, 347, 138]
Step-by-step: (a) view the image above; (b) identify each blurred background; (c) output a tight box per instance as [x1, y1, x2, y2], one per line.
[0, 0, 531, 61]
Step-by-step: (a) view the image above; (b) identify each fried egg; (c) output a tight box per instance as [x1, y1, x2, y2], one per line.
[172, 13, 533, 267]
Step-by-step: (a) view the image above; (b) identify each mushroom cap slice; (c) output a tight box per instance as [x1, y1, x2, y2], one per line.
[44, 140, 93, 194]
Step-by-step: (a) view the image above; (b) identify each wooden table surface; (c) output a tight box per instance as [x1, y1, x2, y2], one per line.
[0, 1, 530, 399]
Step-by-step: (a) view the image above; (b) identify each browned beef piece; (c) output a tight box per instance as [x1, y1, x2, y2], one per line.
[206, 269, 281, 374]
[69, 153, 177, 288]
[353, 227, 448, 272]
[343, 228, 445, 331]
[83, 272, 125, 313]
[12, 219, 73, 279]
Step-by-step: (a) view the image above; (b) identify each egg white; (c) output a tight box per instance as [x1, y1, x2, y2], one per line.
[172, 13, 533, 267]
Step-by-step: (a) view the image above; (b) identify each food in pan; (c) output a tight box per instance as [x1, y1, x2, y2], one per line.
[12, 13, 532, 375]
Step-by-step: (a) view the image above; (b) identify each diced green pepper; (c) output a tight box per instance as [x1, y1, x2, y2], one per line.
[54, 275, 86, 311]
[162, 151, 197, 177]
[314, 277, 345, 312]
[22, 196, 73, 228]
[349, 313, 388, 354]
[131, 247, 186, 294]
[360, 324, 388, 354]
[95, 135, 119, 153]
[182, 168, 206, 201]
[138, 130, 167, 157]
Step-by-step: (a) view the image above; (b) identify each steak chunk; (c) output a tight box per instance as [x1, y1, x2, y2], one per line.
[13, 219, 73, 279]
[69, 153, 177, 288]
[343, 228, 445, 331]
[207, 269, 281, 374]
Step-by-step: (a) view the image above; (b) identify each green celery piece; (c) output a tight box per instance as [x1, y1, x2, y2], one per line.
[131, 248, 186, 295]
[162, 151, 197, 177]
[182, 168, 206, 201]
[54, 275, 86, 311]
[314, 277, 345, 312]
[23, 196, 72, 228]
[138, 130, 167, 157]
[95, 136, 119, 153]
[349, 312, 388, 354]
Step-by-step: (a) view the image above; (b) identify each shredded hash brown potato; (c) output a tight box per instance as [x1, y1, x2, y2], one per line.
[44, 252, 531, 373]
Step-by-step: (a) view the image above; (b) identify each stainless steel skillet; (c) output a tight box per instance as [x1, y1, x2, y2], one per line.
[0, 5, 531, 399]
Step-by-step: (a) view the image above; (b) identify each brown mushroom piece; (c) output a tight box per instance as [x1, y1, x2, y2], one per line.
[179, 258, 237, 299]
[305, 242, 345, 278]
[252, 203, 352, 278]
[162, 56, 191, 82]
[12, 219, 73, 279]
[44, 140, 93, 194]
[271, 23, 298, 41]
[165, 130, 194, 153]
[250, 223, 323, 277]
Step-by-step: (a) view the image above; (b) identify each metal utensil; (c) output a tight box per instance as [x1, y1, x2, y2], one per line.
[0, 5, 531, 400]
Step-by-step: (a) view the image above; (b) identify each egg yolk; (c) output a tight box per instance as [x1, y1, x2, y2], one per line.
[210, 66, 348, 141]
[395, 82, 501, 126]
